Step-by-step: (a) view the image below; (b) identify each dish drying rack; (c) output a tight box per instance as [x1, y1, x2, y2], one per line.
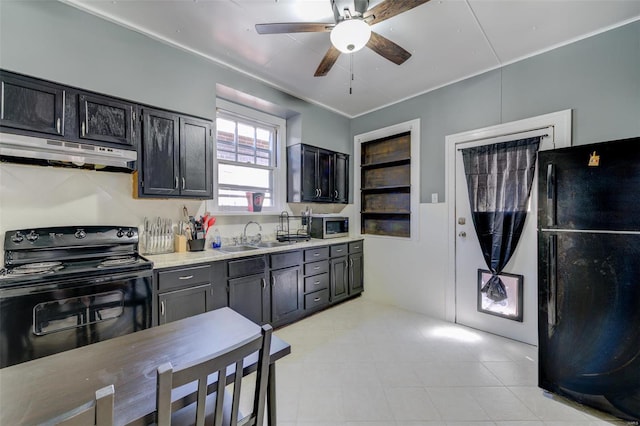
[276, 211, 311, 242]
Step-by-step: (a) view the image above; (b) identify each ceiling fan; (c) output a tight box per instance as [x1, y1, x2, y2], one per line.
[255, 0, 431, 77]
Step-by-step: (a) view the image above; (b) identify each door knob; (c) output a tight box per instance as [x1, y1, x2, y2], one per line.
[458, 231, 467, 237]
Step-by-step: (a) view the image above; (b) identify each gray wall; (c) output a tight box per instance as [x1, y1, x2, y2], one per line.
[351, 21, 640, 202]
[0, 0, 350, 149]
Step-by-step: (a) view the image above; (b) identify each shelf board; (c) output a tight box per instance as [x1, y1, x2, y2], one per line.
[361, 157, 411, 169]
[361, 185, 410, 192]
[361, 211, 410, 215]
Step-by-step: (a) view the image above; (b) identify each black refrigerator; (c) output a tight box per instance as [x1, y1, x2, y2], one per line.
[538, 137, 640, 421]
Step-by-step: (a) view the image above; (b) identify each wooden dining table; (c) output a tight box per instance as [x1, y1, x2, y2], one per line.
[0, 307, 291, 425]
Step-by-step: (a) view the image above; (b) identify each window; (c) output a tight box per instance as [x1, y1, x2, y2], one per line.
[212, 99, 286, 212]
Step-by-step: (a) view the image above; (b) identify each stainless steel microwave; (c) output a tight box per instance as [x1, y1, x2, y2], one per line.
[309, 216, 349, 239]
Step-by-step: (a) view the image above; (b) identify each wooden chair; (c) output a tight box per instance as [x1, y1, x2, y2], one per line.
[40, 384, 115, 426]
[156, 324, 272, 426]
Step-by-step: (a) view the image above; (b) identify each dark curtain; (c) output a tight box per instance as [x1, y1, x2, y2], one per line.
[461, 137, 540, 302]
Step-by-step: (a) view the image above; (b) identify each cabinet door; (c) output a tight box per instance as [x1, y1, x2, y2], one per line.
[330, 256, 348, 302]
[333, 153, 349, 203]
[0, 73, 65, 136]
[179, 116, 213, 198]
[349, 252, 364, 294]
[301, 146, 319, 201]
[141, 108, 180, 196]
[229, 273, 270, 325]
[158, 284, 212, 325]
[78, 93, 134, 147]
[317, 148, 333, 202]
[271, 266, 302, 325]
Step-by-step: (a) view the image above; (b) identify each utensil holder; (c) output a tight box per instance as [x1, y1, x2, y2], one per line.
[174, 235, 187, 253]
[187, 239, 206, 252]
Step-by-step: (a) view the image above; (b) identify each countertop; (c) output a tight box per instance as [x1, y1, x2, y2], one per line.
[145, 236, 364, 269]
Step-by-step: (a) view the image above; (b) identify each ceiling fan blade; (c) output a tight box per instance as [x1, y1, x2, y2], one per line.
[363, 0, 431, 26]
[366, 31, 411, 65]
[314, 45, 341, 77]
[255, 22, 334, 34]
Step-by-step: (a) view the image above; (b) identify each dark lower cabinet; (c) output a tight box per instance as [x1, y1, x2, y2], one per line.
[271, 266, 302, 326]
[158, 284, 213, 325]
[0, 71, 65, 136]
[330, 256, 349, 302]
[348, 241, 364, 295]
[78, 93, 135, 147]
[229, 274, 270, 325]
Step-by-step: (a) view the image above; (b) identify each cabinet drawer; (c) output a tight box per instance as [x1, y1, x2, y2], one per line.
[227, 256, 266, 278]
[349, 241, 363, 254]
[304, 289, 329, 310]
[304, 247, 329, 262]
[270, 250, 303, 270]
[304, 260, 329, 276]
[304, 273, 329, 293]
[330, 244, 348, 257]
[157, 264, 210, 291]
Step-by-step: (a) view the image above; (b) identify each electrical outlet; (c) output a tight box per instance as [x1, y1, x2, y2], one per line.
[431, 193, 438, 203]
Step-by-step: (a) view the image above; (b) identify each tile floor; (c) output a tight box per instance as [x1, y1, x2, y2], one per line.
[269, 297, 628, 426]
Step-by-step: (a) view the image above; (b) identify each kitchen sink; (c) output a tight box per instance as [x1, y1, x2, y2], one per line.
[255, 241, 294, 248]
[218, 245, 259, 253]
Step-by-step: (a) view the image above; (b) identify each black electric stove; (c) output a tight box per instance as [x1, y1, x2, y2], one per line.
[0, 226, 153, 368]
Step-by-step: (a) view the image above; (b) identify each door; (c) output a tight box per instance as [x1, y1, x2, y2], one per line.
[141, 108, 180, 196]
[0, 73, 65, 136]
[78, 93, 134, 147]
[271, 266, 302, 325]
[454, 139, 539, 345]
[333, 153, 349, 203]
[158, 284, 212, 325]
[330, 256, 348, 302]
[228, 273, 270, 325]
[179, 116, 213, 198]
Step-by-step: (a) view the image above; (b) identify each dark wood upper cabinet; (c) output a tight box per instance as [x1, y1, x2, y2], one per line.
[288, 143, 349, 204]
[140, 108, 180, 196]
[137, 109, 213, 199]
[78, 93, 135, 147]
[179, 116, 213, 198]
[0, 72, 65, 136]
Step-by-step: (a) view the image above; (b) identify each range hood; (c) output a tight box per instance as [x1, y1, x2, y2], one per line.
[0, 132, 137, 170]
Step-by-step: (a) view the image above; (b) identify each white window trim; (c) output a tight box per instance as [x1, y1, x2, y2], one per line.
[208, 98, 287, 215]
[354, 118, 421, 241]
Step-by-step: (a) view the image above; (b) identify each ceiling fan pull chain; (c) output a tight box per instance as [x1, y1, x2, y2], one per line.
[349, 54, 354, 95]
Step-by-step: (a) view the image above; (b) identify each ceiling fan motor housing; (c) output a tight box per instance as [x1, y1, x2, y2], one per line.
[332, 0, 369, 20]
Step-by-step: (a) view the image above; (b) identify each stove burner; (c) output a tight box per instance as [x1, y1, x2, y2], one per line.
[98, 256, 138, 268]
[11, 262, 64, 276]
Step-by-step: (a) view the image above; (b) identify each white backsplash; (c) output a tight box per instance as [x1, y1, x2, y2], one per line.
[0, 163, 354, 259]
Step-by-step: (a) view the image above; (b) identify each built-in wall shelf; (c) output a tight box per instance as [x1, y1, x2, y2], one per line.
[360, 131, 412, 238]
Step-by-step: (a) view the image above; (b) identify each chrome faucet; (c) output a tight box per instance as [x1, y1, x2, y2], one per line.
[243, 221, 263, 244]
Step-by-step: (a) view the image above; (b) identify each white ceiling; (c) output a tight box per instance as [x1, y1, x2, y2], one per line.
[62, 0, 640, 118]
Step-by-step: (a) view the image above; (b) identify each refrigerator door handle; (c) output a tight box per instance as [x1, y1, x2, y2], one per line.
[546, 163, 556, 227]
[548, 235, 558, 327]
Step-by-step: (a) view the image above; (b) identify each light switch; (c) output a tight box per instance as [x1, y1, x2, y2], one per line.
[431, 193, 438, 203]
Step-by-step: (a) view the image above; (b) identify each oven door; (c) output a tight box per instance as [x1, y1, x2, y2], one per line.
[0, 269, 152, 368]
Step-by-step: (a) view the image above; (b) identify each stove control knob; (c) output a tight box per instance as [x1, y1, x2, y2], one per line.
[116, 228, 125, 238]
[75, 229, 87, 239]
[126, 228, 135, 238]
[11, 232, 24, 243]
[26, 230, 39, 242]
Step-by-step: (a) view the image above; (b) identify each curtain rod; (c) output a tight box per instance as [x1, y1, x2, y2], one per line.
[457, 127, 551, 151]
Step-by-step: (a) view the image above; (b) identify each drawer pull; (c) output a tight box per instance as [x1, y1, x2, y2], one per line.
[336, 249, 343, 252]
[314, 297, 321, 302]
[353, 246, 360, 249]
[314, 266, 320, 270]
[314, 281, 321, 285]
[314, 253, 320, 257]
[178, 275, 194, 280]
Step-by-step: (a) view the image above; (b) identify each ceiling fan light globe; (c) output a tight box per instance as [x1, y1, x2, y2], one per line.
[330, 19, 371, 53]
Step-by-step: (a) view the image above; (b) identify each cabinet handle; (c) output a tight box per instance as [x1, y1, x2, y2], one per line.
[314, 297, 321, 302]
[314, 280, 321, 285]
[314, 253, 320, 257]
[182, 177, 186, 190]
[174, 176, 179, 190]
[261, 278, 266, 289]
[548, 235, 558, 327]
[336, 249, 343, 253]
[350, 258, 353, 268]
[272, 276, 276, 287]
[546, 163, 556, 227]
[314, 266, 320, 270]
[334, 190, 338, 198]
[353, 246, 360, 249]
[316, 188, 320, 197]
[81, 121, 86, 137]
[178, 275, 194, 280]
[56, 118, 61, 134]
[160, 300, 165, 316]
